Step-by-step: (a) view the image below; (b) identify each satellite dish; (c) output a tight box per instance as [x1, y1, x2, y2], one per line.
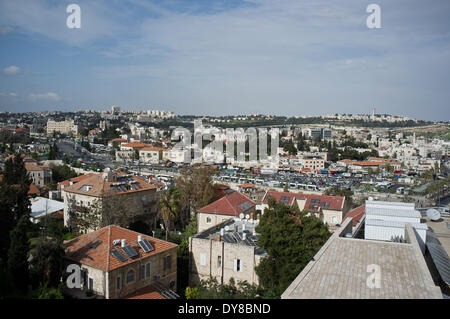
[245, 214, 250, 219]
[239, 213, 244, 219]
[426, 209, 441, 221]
[224, 226, 230, 231]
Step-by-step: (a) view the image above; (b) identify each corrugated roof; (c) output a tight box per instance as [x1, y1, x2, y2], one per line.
[426, 230, 450, 285]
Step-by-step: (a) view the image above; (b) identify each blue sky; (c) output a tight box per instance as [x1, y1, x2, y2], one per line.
[0, 0, 449, 121]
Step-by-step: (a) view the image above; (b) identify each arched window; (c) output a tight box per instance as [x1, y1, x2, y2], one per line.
[126, 269, 135, 284]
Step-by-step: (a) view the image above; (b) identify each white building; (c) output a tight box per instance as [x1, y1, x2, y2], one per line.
[47, 120, 79, 135]
[364, 200, 428, 253]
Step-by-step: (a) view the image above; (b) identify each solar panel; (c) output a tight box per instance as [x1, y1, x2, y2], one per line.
[111, 250, 127, 262]
[91, 240, 102, 249]
[138, 239, 155, 253]
[238, 202, 252, 211]
[122, 245, 138, 258]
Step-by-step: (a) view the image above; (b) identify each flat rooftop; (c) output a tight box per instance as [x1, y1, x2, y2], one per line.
[194, 218, 266, 255]
[282, 218, 443, 299]
[424, 215, 450, 257]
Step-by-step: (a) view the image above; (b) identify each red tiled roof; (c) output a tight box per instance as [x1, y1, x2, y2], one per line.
[122, 285, 166, 299]
[345, 205, 365, 226]
[237, 183, 255, 188]
[262, 190, 345, 212]
[28, 183, 40, 195]
[213, 184, 230, 201]
[198, 191, 255, 216]
[62, 172, 157, 196]
[353, 161, 382, 167]
[139, 147, 166, 152]
[58, 173, 96, 190]
[121, 141, 151, 149]
[25, 162, 51, 171]
[64, 225, 177, 271]
[0, 174, 40, 194]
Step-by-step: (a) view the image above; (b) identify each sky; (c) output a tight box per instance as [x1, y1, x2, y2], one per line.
[0, 0, 449, 121]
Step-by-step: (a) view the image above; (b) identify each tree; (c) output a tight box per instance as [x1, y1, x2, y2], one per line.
[159, 187, 181, 241]
[49, 164, 78, 183]
[0, 155, 31, 261]
[255, 199, 331, 297]
[68, 193, 135, 234]
[192, 277, 262, 299]
[175, 166, 215, 225]
[8, 215, 31, 293]
[29, 239, 65, 288]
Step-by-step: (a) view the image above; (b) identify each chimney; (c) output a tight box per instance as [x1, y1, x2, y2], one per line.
[216, 235, 221, 241]
[121, 239, 126, 248]
[242, 223, 246, 232]
[220, 228, 224, 236]
[69, 181, 73, 186]
[242, 233, 247, 241]
[138, 235, 142, 242]
[252, 229, 256, 236]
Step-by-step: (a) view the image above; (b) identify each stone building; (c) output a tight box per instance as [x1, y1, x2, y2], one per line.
[46, 120, 79, 135]
[25, 162, 52, 188]
[62, 169, 160, 231]
[196, 190, 256, 233]
[189, 218, 266, 287]
[64, 225, 178, 299]
[261, 191, 346, 228]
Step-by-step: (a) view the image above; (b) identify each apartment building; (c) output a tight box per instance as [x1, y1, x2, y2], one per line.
[62, 169, 159, 230]
[46, 120, 79, 135]
[64, 225, 178, 299]
[197, 190, 256, 233]
[189, 218, 266, 287]
[301, 155, 325, 170]
[139, 146, 166, 164]
[25, 162, 52, 188]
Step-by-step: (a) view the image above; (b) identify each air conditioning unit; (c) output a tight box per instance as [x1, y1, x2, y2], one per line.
[112, 239, 121, 246]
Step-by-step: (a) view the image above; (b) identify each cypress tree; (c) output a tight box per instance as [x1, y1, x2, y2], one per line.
[7, 215, 31, 293]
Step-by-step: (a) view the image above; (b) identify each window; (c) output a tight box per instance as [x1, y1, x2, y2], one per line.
[139, 265, 145, 280]
[217, 256, 222, 268]
[146, 262, 151, 278]
[206, 217, 211, 224]
[164, 255, 172, 270]
[88, 277, 94, 290]
[234, 259, 242, 272]
[116, 275, 122, 290]
[200, 253, 206, 266]
[126, 269, 135, 284]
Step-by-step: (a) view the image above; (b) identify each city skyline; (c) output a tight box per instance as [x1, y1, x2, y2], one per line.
[1, 0, 450, 121]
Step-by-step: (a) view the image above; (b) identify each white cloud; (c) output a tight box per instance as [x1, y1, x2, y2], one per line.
[0, 26, 14, 34]
[2, 65, 21, 75]
[0, 92, 18, 97]
[29, 92, 60, 102]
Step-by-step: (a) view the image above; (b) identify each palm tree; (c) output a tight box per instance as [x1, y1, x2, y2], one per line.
[159, 187, 181, 241]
